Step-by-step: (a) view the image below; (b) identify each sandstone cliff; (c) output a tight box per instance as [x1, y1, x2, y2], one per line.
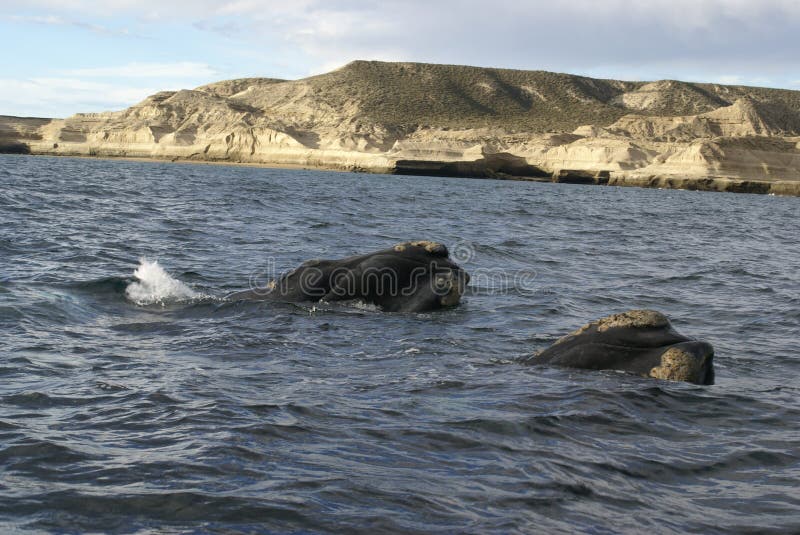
[3, 60, 800, 195]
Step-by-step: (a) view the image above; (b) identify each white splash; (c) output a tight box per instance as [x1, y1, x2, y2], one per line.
[125, 258, 201, 306]
[343, 300, 381, 312]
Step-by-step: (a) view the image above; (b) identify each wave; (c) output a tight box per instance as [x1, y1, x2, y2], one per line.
[124, 259, 207, 306]
[71, 276, 132, 296]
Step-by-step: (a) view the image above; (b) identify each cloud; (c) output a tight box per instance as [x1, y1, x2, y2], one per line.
[151, 0, 800, 80]
[63, 62, 217, 78]
[0, 77, 159, 117]
[715, 75, 745, 85]
[6, 2, 800, 78]
[8, 13, 133, 36]
[711, 75, 776, 88]
[3, 0, 800, 117]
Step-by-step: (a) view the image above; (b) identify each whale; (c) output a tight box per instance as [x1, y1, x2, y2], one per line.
[523, 310, 715, 385]
[226, 240, 470, 313]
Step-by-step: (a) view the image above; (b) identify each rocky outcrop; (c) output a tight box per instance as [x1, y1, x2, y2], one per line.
[552, 169, 611, 185]
[394, 151, 549, 179]
[606, 98, 800, 141]
[3, 61, 800, 195]
[0, 115, 52, 153]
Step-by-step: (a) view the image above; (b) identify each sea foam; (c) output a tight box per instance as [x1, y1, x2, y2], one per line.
[125, 258, 201, 306]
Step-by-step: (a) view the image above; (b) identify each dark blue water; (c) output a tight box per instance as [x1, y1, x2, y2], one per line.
[1, 154, 799, 534]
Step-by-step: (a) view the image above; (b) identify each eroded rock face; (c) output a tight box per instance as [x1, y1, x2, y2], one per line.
[3, 61, 800, 194]
[525, 310, 715, 385]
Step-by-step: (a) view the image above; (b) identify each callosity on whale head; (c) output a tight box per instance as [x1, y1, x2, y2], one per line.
[525, 310, 715, 385]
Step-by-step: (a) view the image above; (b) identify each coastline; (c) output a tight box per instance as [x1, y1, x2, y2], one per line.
[6, 152, 799, 197]
[3, 61, 800, 198]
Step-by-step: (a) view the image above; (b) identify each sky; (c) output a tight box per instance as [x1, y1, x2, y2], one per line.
[1, 0, 799, 117]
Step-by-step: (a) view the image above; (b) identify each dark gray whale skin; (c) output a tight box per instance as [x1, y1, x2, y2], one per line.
[226, 241, 470, 313]
[524, 310, 715, 385]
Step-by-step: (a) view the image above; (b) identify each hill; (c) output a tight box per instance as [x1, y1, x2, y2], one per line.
[3, 60, 800, 195]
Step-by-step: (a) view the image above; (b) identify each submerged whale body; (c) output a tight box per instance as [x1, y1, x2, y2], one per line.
[227, 241, 470, 312]
[525, 310, 715, 385]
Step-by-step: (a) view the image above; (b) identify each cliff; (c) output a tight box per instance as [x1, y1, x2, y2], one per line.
[3, 60, 800, 195]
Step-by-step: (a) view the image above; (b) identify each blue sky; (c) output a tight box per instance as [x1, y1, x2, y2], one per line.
[2, 0, 799, 117]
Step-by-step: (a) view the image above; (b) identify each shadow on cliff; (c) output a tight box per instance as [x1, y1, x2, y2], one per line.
[0, 141, 31, 154]
[393, 152, 549, 180]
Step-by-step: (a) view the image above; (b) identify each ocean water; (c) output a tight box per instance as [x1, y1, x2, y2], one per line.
[1, 154, 799, 534]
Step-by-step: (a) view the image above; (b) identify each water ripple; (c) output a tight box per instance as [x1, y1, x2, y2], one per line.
[1, 154, 799, 533]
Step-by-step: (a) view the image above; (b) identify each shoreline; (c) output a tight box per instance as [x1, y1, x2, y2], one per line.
[4, 151, 800, 197]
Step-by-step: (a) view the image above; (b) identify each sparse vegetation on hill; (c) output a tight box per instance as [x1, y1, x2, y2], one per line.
[208, 60, 800, 134]
[224, 61, 639, 132]
[196, 78, 286, 99]
[3, 60, 800, 195]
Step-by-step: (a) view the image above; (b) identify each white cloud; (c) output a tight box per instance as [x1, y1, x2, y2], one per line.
[0, 77, 159, 117]
[7, 1, 800, 74]
[715, 75, 745, 85]
[8, 13, 133, 35]
[0, 61, 218, 116]
[188, 0, 800, 82]
[3, 0, 800, 117]
[63, 62, 217, 78]
[712, 75, 776, 87]
[11, 14, 64, 24]
[13, 0, 800, 19]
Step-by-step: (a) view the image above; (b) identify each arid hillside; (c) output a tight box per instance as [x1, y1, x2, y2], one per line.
[3, 60, 800, 194]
